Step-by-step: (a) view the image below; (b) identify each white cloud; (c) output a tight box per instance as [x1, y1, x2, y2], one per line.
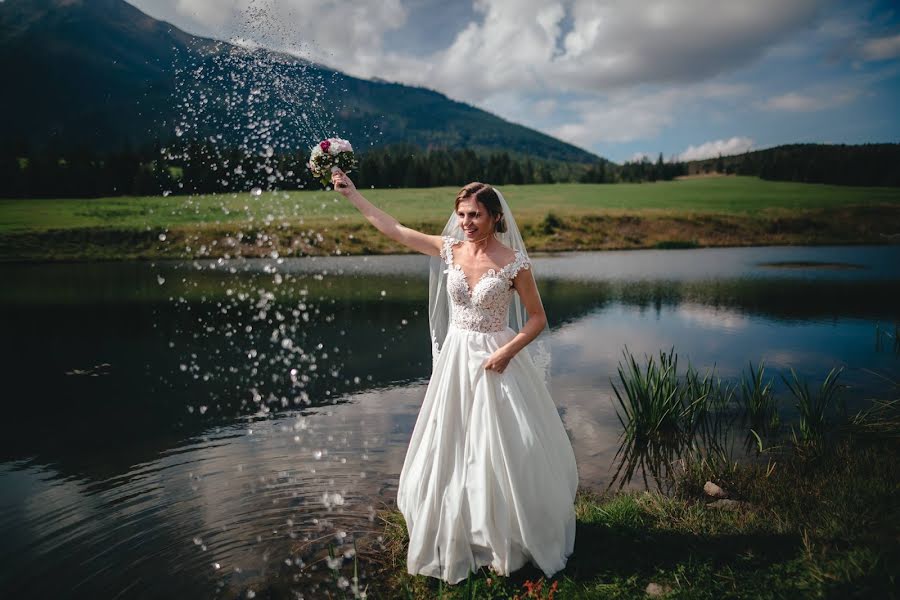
[551, 90, 679, 146]
[550, 0, 821, 92]
[133, 0, 409, 79]
[761, 92, 822, 111]
[401, 0, 823, 100]
[136, 0, 824, 101]
[423, 0, 566, 99]
[549, 83, 748, 148]
[760, 89, 858, 112]
[677, 137, 754, 161]
[124, 0, 897, 159]
[860, 34, 900, 61]
[532, 99, 558, 118]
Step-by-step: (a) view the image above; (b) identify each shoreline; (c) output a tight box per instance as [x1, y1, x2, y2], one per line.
[0, 238, 896, 266]
[2, 204, 899, 262]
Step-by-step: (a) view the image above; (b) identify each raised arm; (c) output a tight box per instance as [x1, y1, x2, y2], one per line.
[331, 169, 442, 256]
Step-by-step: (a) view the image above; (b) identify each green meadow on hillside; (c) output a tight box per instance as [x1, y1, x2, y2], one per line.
[1, 177, 898, 260]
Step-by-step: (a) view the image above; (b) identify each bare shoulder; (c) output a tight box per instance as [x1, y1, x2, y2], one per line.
[493, 242, 518, 265]
[419, 233, 447, 256]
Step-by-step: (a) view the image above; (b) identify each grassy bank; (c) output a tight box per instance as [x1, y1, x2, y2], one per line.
[343, 351, 900, 598]
[365, 432, 898, 599]
[2, 177, 899, 261]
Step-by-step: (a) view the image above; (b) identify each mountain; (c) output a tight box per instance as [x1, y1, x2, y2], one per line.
[0, 0, 201, 151]
[0, 0, 598, 163]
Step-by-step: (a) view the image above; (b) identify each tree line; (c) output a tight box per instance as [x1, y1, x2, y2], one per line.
[8, 141, 893, 199]
[688, 143, 900, 187]
[0, 142, 687, 199]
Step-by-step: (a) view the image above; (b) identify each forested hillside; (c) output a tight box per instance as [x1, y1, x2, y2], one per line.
[687, 143, 900, 186]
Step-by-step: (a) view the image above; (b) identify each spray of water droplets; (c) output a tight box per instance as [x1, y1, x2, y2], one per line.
[150, 3, 394, 595]
[169, 1, 343, 194]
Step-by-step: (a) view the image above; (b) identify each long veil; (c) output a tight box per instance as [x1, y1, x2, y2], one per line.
[428, 187, 552, 387]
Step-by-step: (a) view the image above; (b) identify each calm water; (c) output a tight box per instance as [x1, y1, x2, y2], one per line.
[1, 245, 898, 598]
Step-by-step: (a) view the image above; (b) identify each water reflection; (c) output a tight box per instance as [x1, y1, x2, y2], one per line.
[1, 245, 898, 597]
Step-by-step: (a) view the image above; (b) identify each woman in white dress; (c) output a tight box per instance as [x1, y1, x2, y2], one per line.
[331, 169, 578, 584]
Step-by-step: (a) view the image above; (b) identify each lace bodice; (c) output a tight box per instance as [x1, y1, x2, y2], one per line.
[440, 236, 531, 333]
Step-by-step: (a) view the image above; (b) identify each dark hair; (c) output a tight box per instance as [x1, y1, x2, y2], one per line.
[454, 182, 506, 233]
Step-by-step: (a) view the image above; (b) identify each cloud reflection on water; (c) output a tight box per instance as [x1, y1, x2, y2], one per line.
[1, 245, 898, 598]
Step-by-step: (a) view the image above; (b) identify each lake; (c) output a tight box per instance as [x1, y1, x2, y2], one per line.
[1, 244, 898, 598]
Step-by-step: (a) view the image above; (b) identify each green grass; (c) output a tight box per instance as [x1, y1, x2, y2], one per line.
[2, 177, 899, 260]
[367, 410, 899, 599]
[2, 177, 899, 233]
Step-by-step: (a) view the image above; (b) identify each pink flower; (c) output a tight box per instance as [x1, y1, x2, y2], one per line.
[320, 140, 331, 152]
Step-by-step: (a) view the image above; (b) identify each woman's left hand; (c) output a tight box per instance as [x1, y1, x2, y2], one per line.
[484, 347, 514, 374]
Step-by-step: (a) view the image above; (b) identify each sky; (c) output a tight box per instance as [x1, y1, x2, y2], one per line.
[128, 0, 900, 163]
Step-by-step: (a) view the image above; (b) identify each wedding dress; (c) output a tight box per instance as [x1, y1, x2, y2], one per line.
[396, 235, 579, 584]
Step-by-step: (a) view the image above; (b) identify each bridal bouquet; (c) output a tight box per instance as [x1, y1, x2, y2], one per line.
[308, 137, 356, 186]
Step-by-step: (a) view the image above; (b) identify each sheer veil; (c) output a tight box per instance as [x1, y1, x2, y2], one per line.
[428, 187, 552, 387]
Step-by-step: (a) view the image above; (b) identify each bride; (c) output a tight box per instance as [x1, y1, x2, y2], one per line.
[331, 169, 578, 584]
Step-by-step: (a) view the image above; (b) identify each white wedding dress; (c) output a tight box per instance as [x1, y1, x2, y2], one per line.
[397, 236, 579, 584]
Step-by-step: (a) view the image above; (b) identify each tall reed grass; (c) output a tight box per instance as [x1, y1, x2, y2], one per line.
[609, 347, 738, 492]
[781, 367, 845, 450]
[608, 349, 887, 491]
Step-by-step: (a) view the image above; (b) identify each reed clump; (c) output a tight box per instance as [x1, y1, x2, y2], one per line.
[608, 347, 742, 492]
[607, 347, 889, 494]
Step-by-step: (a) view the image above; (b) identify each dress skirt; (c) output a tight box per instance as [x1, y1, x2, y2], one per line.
[397, 324, 578, 584]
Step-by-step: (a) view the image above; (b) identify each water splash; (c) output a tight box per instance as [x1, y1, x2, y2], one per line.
[150, 2, 382, 595]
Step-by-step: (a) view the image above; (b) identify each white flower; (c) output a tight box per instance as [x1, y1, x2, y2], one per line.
[331, 138, 353, 152]
[309, 138, 355, 181]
